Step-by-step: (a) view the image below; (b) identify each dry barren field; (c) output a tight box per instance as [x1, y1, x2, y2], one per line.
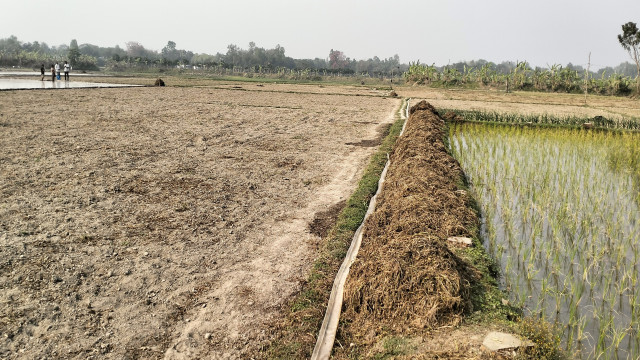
[0, 84, 399, 359]
[398, 85, 640, 119]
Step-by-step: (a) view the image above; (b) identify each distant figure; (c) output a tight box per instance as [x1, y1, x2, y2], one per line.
[54, 62, 60, 80]
[50, 64, 55, 82]
[40, 64, 45, 81]
[64, 61, 70, 81]
[154, 78, 165, 86]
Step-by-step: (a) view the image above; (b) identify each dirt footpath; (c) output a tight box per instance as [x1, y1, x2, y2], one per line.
[0, 85, 399, 359]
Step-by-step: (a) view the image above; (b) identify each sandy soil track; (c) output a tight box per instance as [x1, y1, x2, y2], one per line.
[0, 85, 399, 359]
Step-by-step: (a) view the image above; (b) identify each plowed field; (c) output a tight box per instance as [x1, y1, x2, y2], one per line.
[0, 85, 399, 359]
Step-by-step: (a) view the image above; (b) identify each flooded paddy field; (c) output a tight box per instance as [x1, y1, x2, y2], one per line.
[450, 123, 640, 359]
[0, 71, 143, 90]
[0, 78, 142, 90]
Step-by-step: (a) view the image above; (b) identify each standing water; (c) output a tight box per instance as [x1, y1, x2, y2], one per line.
[450, 123, 640, 359]
[0, 78, 141, 90]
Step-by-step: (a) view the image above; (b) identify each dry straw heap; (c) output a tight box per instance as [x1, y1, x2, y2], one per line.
[341, 101, 479, 342]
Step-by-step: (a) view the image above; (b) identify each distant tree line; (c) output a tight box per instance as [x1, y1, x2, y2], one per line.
[1, 35, 638, 92]
[436, 59, 638, 80]
[0, 35, 405, 77]
[404, 59, 639, 95]
[0, 36, 99, 70]
[403, 21, 640, 95]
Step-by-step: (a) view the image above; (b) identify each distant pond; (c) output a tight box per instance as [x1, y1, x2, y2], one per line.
[0, 78, 142, 90]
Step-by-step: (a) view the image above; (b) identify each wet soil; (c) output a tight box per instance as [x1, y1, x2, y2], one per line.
[308, 200, 347, 238]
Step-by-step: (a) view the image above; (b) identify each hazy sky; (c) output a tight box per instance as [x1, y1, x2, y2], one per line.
[3, 0, 639, 69]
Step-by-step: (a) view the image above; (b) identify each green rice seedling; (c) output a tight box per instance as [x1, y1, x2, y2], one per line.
[449, 122, 640, 359]
[442, 108, 640, 131]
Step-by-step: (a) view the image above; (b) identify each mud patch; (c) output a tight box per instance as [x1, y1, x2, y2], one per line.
[308, 200, 347, 238]
[345, 139, 380, 147]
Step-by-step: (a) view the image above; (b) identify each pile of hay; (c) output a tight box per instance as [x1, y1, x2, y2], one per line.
[341, 100, 478, 341]
[443, 111, 465, 123]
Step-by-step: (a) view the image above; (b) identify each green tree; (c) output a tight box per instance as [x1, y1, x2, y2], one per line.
[161, 40, 178, 65]
[618, 21, 640, 92]
[225, 44, 240, 67]
[0, 35, 22, 65]
[68, 39, 80, 66]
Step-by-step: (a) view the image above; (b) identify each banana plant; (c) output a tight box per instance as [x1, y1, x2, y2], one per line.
[548, 64, 561, 91]
[510, 61, 530, 89]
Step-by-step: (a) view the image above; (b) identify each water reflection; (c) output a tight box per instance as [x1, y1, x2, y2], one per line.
[0, 78, 141, 90]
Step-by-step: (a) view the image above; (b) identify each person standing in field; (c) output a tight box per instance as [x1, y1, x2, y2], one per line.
[50, 64, 55, 82]
[64, 61, 70, 81]
[54, 62, 60, 80]
[40, 64, 45, 81]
